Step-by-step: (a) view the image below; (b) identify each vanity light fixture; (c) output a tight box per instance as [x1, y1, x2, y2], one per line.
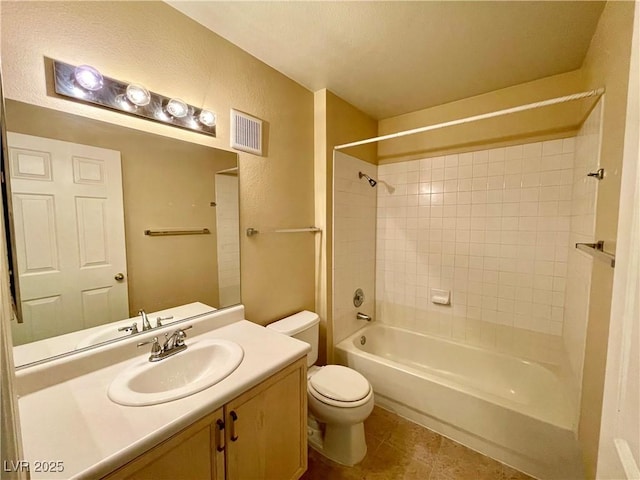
[74, 65, 104, 91]
[125, 83, 151, 107]
[165, 98, 189, 118]
[198, 109, 216, 127]
[115, 94, 134, 111]
[52, 59, 216, 137]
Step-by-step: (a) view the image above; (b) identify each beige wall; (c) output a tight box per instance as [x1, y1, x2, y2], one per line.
[314, 89, 377, 363]
[578, 2, 636, 477]
[1, 1, 315, 325]
[378, 70, 591, 163]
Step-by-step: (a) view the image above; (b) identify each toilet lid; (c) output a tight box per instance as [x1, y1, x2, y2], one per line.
[309, 365, 370, 402]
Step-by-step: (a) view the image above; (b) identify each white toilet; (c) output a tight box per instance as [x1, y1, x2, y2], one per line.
[267, 311, 374, 466]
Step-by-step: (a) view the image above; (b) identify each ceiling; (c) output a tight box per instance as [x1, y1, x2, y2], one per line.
[167, 1, 605, 120]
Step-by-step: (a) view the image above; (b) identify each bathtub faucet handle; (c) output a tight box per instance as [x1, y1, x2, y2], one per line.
[357, 312, 372, 322]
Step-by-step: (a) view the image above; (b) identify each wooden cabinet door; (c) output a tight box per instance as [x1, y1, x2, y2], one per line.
[103, 408, 225, 480]
[225, 357, 307, 480]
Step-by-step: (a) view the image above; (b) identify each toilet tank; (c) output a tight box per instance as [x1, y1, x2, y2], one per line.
[266, 311, 319, 366]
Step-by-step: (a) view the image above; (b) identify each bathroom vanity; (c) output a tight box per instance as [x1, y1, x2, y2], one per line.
[105, 358, 306, 480]
[15, 306, 309, 480]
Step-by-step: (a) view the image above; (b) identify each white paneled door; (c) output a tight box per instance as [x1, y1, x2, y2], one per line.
[7, 133, 128, 344]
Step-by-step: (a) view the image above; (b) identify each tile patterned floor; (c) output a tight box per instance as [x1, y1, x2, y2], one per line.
[300, 406, 535, 480]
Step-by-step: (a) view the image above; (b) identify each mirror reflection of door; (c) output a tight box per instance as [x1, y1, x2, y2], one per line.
[7, 132, 128, 345]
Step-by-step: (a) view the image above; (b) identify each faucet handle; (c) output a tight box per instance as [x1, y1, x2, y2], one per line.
[161, 325, 193, 351]
[137, 337, 161, 355]
[118, 322, 139, 334]
[155, 315, 174, 328]
[174, 325, 192, 346]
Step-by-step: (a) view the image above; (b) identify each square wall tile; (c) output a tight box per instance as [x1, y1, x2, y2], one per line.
[375, 137, 576, 340]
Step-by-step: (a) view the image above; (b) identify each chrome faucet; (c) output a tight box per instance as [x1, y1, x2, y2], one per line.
[138, 325, 193, 362]
[155, 315, 174, 328]
[117, 322, 139, 335]
[357, 312, 372, 322]
[137, 337, 162, 361]
[162, 325, 192, 352]
[139, 309, 152, 331]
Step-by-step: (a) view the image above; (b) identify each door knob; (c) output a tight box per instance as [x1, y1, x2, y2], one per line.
[114, 273, 125, 281]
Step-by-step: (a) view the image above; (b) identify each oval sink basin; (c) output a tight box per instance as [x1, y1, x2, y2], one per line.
[108, 338, 244, 406]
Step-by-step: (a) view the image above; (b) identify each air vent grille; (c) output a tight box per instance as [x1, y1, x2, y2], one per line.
[231, 109, 263, 156]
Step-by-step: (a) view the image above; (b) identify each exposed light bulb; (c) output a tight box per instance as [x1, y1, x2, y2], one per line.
[74, 65, 103, 91]
[115, 94, 133, 111]
[198, 110, 216, 127]
[166, 98, 189, 118]
[125, 84, 151, 107]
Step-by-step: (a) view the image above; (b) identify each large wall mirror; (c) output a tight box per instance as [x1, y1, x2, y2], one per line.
[2, 100, 241, 367]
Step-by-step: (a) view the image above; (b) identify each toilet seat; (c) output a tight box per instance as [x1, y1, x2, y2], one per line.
[308, 365, 372, 408]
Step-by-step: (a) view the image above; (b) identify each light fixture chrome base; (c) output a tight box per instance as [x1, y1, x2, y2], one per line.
[52, 59, 216, 137]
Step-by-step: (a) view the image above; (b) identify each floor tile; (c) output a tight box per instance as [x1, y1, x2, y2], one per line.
[302, 407, 536, 480]
[360, 442, 434, 480]
[301, 447, 365, 480]
[364, 406, 400, 443]
[501, 464, 536, 480]
[384, 415, 442, 466]
[430, 437, 503, 480]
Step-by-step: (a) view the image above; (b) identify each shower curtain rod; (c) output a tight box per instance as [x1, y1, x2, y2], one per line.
[334, 88, 604, 151]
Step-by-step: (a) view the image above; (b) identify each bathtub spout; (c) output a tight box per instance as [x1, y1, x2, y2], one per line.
[356, 312, 372, 322]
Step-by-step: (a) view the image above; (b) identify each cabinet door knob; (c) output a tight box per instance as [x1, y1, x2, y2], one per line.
[216, 419, 225, 452]
[230, 411, 239, 441]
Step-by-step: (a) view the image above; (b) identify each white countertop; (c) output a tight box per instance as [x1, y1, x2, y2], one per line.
[17, 316, 309, 479]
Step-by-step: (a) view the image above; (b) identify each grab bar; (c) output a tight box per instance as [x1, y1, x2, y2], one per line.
[144, 228, 211, 237]
[575, 241, 615, 268]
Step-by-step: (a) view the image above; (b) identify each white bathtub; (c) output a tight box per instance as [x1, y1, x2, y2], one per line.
[335, 324, 583, 480]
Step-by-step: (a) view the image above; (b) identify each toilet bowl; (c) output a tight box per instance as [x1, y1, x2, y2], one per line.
[306, 365, 374, 465]
[266, 311, 374, 466]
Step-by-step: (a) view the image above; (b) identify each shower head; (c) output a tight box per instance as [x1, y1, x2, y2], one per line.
[359, 171, 377, 187]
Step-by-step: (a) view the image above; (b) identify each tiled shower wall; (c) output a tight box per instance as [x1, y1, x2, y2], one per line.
[333, 151, 377, 344]
[333, 114, 600, 369]
[376, 139, 577, 341]
[215, 173, 241, 307]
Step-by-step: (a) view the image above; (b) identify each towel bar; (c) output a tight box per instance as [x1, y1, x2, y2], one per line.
[246, 227, 322, 237]
[575, 241, 615, 268]
[145, 228, 211, 237]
